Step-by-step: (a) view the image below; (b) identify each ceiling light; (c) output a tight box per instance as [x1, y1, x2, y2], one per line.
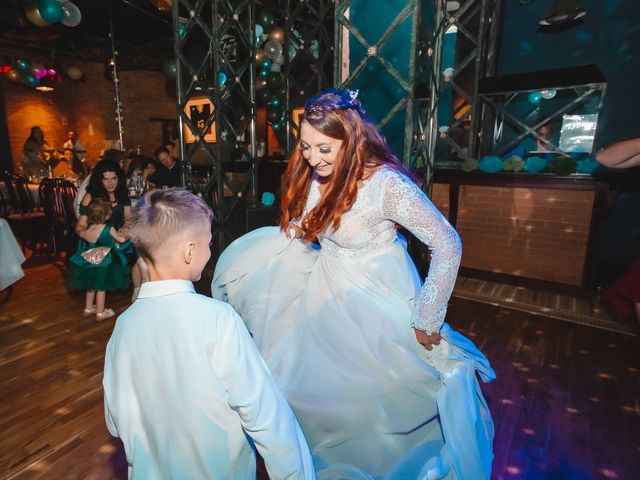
[539, 0, 586, 26]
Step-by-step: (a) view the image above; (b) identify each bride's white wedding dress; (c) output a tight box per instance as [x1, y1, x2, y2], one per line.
[212, 167, 495, 479]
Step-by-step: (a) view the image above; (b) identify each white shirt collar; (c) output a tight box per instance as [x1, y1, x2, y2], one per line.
[137, 279, 195, 299]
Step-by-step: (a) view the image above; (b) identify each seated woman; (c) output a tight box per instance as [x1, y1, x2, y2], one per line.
[75, 155, 147, 301]
[52, 149, 80, 181]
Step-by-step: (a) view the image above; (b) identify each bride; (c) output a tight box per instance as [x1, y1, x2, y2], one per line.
[212, 89, 495, 479]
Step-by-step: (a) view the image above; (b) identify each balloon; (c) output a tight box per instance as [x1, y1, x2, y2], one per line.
[255, 24, 264, 38]
[255, 48, 266, 64]
[266, 72, 282, 88]
[267, 107, 282, 123]
[541, 89, 557, 99]
[268, 26, 285, 43]
[25, 5, 51, 26]
[23, 72, 40, 88]
[261, 59, 272, 70]
[6, 69, 22, 82]
[66, 66, 83, 80]
[263, 40, 283, 61]
[276, 85, 287, 98]
[270, 97, 281, 108]
[259, 69, 269, 78]
[257, 9, 274, 28]
[257, 89, 273, 104]
[16, 59, 30, 71]
[528, 91, 542, 105]
[38, 0, 64, 23]
[163, 60, 177, 80]
[270, 62, 281, 72]
[256, 77, 268, 91]
[218, 71, 227, 86]
[60, 1, 82, 27]
[32, 64, 47, 79]
[272, 121, 283, 131]
[149, 0, 172, 12]
[273, 53, 284, 65]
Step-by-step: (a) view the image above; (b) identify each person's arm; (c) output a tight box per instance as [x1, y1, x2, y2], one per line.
[75, 193, 94, 241]
[208, 308, 315, 480]
[110, 227, 128, 244]
[596, 137, 640, 169]
[379, 171, 462, 343]
[118, 204, 132, 237]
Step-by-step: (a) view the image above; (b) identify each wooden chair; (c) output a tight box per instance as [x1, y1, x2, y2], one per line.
[2, 172, 47, 253]
[39, 178, 78, 258]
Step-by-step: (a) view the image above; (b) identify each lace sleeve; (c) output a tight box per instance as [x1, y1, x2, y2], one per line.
[379, 170, 462, 334]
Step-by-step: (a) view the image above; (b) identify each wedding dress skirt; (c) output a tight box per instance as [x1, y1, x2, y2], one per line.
[213, 226, 495, 479]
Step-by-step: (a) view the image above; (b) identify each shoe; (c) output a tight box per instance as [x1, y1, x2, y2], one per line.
[96, 308, 115, 322]
[131, 287, 141, 302]
[83, 306, 97, 316]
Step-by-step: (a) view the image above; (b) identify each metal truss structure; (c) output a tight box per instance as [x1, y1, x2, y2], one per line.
[173, 0, 334, 250]
[173, 0, 257, 250]
[423, 0, 502, 178]
[267, 0, 334, 154]
[173, 0, 502, 247]
[334, 0, 424, 170]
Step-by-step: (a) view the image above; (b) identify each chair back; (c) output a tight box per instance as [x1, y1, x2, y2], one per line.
[39, 179, 78, 229]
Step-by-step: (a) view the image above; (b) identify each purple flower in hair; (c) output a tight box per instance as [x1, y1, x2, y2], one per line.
[305, 88, 367, 120]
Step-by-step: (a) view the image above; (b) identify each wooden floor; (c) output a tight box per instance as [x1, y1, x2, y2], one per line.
[1, 258, 639, 479]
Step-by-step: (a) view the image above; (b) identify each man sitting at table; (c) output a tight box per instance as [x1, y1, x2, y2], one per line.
[143, 146, 181, 188]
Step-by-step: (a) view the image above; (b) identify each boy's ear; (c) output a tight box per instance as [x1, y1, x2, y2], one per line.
[183, 241, 194, 264]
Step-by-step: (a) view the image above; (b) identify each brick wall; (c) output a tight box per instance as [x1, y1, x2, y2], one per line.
[431, 184, 595, 286]
[3, 56, 177, 169]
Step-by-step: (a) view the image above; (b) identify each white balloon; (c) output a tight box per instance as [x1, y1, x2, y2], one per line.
[263, 40, 283, 61]
[60, 1, 82, 27]
[270, 63, 281, 72]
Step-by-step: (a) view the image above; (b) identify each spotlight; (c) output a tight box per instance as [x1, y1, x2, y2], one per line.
[539, 0, 586, 26]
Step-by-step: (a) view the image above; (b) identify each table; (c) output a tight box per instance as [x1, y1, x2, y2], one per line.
[0, 219, 25, 290]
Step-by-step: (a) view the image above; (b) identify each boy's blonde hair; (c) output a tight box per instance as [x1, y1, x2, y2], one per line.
[129, 188, 213, 264]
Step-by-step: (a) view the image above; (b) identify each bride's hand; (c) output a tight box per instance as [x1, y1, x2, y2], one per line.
[414, 328, 441, 351]
[285, 223, 304, 239]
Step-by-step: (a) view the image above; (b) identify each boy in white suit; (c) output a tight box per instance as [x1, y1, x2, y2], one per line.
[103, 188, 315, 479]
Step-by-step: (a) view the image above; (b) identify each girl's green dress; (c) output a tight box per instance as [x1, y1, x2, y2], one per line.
[68, 225, 131, 291]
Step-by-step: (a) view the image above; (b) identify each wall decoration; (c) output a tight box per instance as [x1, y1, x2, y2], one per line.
[184, 97, 216, 143]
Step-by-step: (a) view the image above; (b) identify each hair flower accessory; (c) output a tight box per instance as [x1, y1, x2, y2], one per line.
[347, 89, 359, 101]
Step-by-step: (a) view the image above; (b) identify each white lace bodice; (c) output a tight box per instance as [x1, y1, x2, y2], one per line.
[302, 167, 462, 334]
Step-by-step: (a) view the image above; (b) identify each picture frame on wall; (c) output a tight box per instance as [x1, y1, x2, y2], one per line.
[185, 96, 216, 143]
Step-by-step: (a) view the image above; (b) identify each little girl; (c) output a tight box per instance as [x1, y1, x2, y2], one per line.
[68, 198, 131, 321]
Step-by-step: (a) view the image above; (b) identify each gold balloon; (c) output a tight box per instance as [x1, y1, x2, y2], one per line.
[25, 5, 51, 27]
[256, 77, 268, 90]
[268, 27, 285, 44]
[6, 70, 22, 82]
[255, 48, 266, 64]
[148, 0, 171, 12]
[66, 66, 83, 81]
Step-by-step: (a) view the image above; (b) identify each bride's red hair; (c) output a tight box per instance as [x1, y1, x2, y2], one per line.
[280, 89, 414, 241]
